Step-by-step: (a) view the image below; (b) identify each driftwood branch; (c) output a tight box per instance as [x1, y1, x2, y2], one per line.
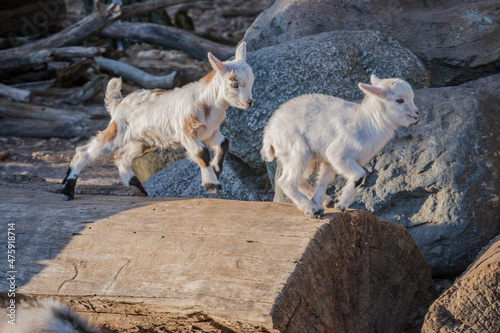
[0, 83, 32, 103]
[0, 98, 84, 122]
[95, 56, 177, 89]
[120, 0, 199, 20]
[0, 3, 121, 61]
[101, 22, 234, 61]
[0, 46, 106, 73]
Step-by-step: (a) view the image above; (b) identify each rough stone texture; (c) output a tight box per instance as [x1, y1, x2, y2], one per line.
[143, 154, 273, 201]
[223, 30, 430, 174]
[422, 234, 500, 332]
[270, 87, 500, 277]
[0, 178, 436, 332]
[242, 0, 500, 86]
[460, 73, 500, 99]
[132, 147, 186, 183]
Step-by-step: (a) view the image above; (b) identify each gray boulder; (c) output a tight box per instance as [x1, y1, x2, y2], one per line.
[143, 154, 272, 201]
[272, 87, 500, 277]
[223, 30, 430, 174]
[243, 0, 500, 86]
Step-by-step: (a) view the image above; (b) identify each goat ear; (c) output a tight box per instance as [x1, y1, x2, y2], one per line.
[235, 41, 247, 61]
[208, 52, 226, 73]
[370, 74, 381, 85]
[358, 83, 387, 98]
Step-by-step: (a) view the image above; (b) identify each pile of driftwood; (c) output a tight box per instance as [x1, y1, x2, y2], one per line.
[0, 0, 235, 138]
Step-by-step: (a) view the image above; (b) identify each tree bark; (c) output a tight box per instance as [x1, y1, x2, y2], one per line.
[101, 22, 235, 61]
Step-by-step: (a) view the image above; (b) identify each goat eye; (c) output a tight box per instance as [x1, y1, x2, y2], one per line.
[396, 98, 404, 104]
[231, 82, 239, 89]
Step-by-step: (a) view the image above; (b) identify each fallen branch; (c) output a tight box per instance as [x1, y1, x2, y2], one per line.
[120, 0, 199, 20]
[0, 47, 106, 73]
[101, 22, 234, 61]
[95, 56, 177, 89]
[55, 58, 92, 88]
[0, 83, 32, 103]
[0, 98, 84, 122]
[0, 3, 121, 61]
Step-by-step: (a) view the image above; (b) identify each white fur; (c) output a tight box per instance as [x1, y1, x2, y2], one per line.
[0, 299, 101, 333]
[63, 42, 254, 198]
[261, 75, 419, 217]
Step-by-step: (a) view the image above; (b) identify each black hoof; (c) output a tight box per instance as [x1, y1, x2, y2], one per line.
[61, 178, 77, 201]
[325, 199, 335, 208]
[61, 193, 74, 201]
[205, 183, 222, 194]
[335, 203, 346, 213]
[313, 208, 324, 219]
[129, 176, 148, 196]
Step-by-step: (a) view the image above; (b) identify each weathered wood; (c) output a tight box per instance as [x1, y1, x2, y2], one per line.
[120, 0, 198, 20]
[0, 181, 436, 332]
[0, 98, 84, 122]
[12, 80, 55, 92]
[54, 58, 91, 87]
[95, 56, 177, 89]
[0, 47, 105, 74]
[0, 3, 121, 60]
[0, 83, 32, 103]
[101, 22, 235, 61]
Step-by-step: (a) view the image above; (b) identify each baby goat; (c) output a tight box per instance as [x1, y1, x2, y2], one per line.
[261, 75, 419, 218]
[61, 42, 254, 200]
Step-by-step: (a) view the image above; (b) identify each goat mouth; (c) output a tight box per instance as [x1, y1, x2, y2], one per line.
[406, 114, 418, 121]
[238, 101, 250, 109]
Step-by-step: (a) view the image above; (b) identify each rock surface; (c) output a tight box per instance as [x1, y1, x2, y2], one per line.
[223, 30, 430, 174]
[460, 73, 500, 99]
[132, 147, 185, 183]
[143, 154, 272, 201]
[422, 234, 500, 332]
[243, 0, 500, 86]
[0, 177, 436, 333]
[271, 87, 500, 277]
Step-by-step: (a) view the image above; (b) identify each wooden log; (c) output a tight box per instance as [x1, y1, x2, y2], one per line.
[12, 80, 55, 92]
[0, 83, 32, 103]
[120, 0, 198, 20]
[101, 22, 235, 61]
[55, 58, 91, 87]
[95, 56, 177, 89]
[0, 3, 121, 61]
[0, 98, 84, 122]
[0, 47, 105, 73]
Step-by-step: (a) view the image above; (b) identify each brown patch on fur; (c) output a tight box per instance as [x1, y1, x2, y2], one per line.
[97, 121, 118, 143]
[116, 98, 124, 105]
[202, 103, 211, 119]
[143, 147, 155, 154]
[114, 152, 120, 160]
[195, 148, 207, 167]
[155, 90, 171, 96]
[183, 113, 205, 141]
[229, 74, 236, 82]
[203, 70, 216, 84]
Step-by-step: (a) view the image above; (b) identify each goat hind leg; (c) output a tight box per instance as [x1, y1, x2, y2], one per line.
[277, 159, 323, 218]
[61, 138, 111, 200]
[311, 162, 336, 208]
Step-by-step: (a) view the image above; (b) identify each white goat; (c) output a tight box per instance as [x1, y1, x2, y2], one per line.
[0, 299, 101, 333]
[61, 42, 254, 200]
[261, 75, 419, 218]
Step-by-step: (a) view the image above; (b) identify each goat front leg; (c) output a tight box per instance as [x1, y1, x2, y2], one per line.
[185, 138, 221, 194]
[331, 158, 365, 212]
[204, 130, 229, 180]
[115, 141, 148, 195]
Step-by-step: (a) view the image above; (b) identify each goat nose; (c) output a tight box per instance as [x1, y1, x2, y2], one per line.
[247, 99, 253, 107]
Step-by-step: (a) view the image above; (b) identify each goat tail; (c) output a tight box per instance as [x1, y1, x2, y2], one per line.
[260, 134, 276, 162]
[104, 77, 123, 116]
